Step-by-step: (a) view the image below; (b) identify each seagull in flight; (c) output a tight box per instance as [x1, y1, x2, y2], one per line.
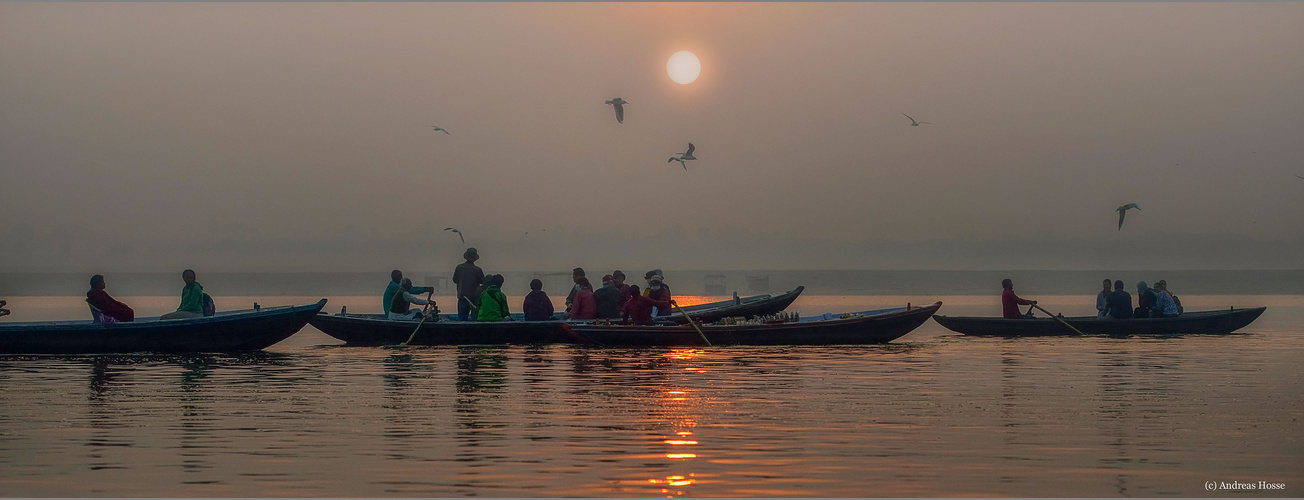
[668, 143, 696, 171]
[431, 126, 451, 135]
[1116, 203, 1140, 230]
[1296, 175, 1304, 180]
[902, 113, 931, 126]
[604, 98, 628, 124]
[444, 227, 464, 243]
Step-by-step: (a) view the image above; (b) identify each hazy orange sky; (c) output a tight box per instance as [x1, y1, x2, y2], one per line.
[1, 3, 1301, 272]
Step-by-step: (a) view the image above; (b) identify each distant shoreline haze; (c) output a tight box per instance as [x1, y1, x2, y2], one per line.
[3, 270, 1302, 297]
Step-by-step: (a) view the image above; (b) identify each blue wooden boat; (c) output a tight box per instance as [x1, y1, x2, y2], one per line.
[309, 287, 806, 346]
[932, 306, 1266, 336]
[0, 300, 326, 354]
[563, 302, 942, 346]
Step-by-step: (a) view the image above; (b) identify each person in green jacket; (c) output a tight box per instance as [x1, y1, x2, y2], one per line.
[161, 269, 204, 320]
[476, 274, 511, 322]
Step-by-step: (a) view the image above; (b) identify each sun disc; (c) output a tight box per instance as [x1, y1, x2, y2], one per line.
[667, 51, 701, 84]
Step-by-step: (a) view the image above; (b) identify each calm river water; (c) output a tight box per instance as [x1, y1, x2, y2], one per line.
[1, 294, 1300, 497]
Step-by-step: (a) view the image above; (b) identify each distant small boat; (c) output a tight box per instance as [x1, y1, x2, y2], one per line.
[664, 286, 805, 325]
[0, 300, 327, 354]
[932, 307, 1266, 336]
[564, 302, 942, 346]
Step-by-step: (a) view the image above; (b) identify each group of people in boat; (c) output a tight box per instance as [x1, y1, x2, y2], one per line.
[83, 270, 214, 323]
[1001, 278, 1183, 320]
[1094, 279, 1182, 319]
[387, 248, 677, 325]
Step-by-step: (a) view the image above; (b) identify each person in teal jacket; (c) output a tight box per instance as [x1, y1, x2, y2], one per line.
[476, 275, 511, 322]
[161, 269, 204, 320]
[384, 270, 431, 315]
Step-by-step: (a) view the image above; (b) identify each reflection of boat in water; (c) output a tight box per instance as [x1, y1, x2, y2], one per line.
[565, 302, 942, 346]
[0, 300, 326, 354]
[933, 307, 1266, 336]
[309, 288, 806, 346]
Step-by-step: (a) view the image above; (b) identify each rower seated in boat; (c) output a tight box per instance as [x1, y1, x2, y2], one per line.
[1001, 279, 1037, 319]
[383, 270, 431, 317]
[389, 278, 435, 321]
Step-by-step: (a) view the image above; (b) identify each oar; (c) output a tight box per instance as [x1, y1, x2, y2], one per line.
[399, 291, 435, 346]
[670, 300, 712, 347]
[1030, 303, 1085, 336]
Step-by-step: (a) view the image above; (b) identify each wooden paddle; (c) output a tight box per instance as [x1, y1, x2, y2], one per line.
[671, 300, 712, 347]
[1030, 303, 1085, 336]
[399, 291, 436, 346]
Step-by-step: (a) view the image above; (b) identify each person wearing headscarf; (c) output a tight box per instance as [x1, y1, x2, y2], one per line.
[86, 275, 134, 323]
[645, 274, 674, 317]
[1134, 281, 1158, 318]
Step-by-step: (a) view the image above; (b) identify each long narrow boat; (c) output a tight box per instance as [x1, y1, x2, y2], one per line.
[0, 299, 327, 354]
[664, 286, 805, 324]
[309, 286, 806, 346]
[932, 307, 1266, 337]
[563, 302, 942, 346]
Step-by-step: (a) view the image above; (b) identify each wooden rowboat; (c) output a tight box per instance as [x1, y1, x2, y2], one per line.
[309, 286, 806, 346]
[0, 300, 327, 354]
[932, 307, 1266, 337]
[563, 302, 942, 346]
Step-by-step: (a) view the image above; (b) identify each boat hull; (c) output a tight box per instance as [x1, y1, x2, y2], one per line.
[664, 286, 804, 324]
[566, 302, 942, 346]
[0, 300, 327, 354]
[932, 307, 1266, 336]
[309, 314, 572, 346]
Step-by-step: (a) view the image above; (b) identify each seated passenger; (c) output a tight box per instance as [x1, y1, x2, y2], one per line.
[1106, 280, 1133, 319]
[621, 285, 655, 326]
[1001, 279, 1037, 319]
[389, 278, 434, 320]
[1096, 279, 1112, 319]
[522, 279, 555, 321]
[0, 299, 10, 318]
[645, 275, 674, 317]
[1157, 280, 1183, 314]
[86, 274, 134, 323]
[477, 275, 511, 322]
[1134, 281, 1157, 318]
[568, 277, 598, 320]
[383, 270, 430, 317]
[160, 269, 205, 320]
[1152, 280, 1181, 318]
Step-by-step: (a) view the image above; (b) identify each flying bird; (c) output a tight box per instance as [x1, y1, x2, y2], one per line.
[1116, 203, 1140, 230]
[431, 126, 451, 135]
[668, 143, 696, 171]
[902, 113, 931, 126]
[604, 98, 628, 124]
[1296, 175, 1304, 180]
[444, 227, 464, 243]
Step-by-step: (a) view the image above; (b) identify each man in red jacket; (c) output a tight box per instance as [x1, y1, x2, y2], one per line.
[1001, 278, 1036, 319]
[87, 275, 134, 323]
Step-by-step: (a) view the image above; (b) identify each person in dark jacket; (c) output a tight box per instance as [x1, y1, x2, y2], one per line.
[565, 267, 586, 311]
[645, 275, 673, 317]
[452, 248, 485, 321]
[1106, 280, 1133, 319]
[86, 275, 134, 323]
[621, 285, 654, 325]
[612, 270, 632, 306]
[593, 275, 622, 319]
[522, 279, 555, 321]
[1134, 281, 1158, 318]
